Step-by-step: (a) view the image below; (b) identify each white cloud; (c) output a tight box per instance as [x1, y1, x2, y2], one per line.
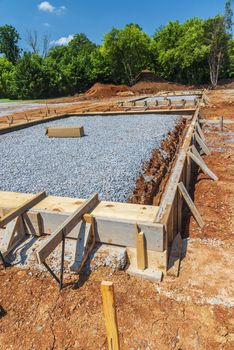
[38, 1, 54, 13]
[38, 2, 66, 15]
[50, 34, 74, 46]
[43, 22, 50, 27]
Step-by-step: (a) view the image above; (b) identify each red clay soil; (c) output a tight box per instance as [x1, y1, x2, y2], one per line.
[128, 118, 187, 205]
[84, 82, 133, 99]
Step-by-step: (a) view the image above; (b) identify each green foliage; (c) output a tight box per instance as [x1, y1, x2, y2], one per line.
[0, 25, 21, 64]
[0, 3, 234, 100]
[102, 24, 154, 85]
[153, 19, 210, 84]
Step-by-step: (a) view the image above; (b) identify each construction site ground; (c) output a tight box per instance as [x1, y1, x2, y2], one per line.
[0, 89, 234, 350]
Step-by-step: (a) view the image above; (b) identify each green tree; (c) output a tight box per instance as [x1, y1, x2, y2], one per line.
[153, 19, 209, 84]
[14, 53, 45, 99]
[204, 15, 230, 86]
[0, 25, 21, 64]
[0, 57, 16, 98]
[102, 24, 153, 85]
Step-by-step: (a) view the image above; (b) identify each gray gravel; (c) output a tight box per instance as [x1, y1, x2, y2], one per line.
[0, 114, 179, 202]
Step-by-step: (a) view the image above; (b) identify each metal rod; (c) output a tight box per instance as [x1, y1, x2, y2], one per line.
[43, 261, 60, 285]
[60, 230, 66, 290]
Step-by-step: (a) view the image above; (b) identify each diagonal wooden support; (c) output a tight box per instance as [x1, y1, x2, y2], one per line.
[37, 193, 99, 264]
[196, 122, 206, 141]
[71, 214, 96, 273]
[194, 132, 211, 156]
[0, 192, 46, 228]
[178, 182, 205, 228]
[188, 150, 218, 181]
[1, 215, 25, 257]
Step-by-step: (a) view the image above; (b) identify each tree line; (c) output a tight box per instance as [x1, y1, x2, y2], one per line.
[0, 0, 233, 100]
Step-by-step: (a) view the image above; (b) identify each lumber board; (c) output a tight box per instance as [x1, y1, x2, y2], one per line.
[156, 107, 200, 222]
[101, 281, 120, 350]
[127, 266, 163, 282]
[195, 131, 211, 155]
[37, 193, 99, 263]
[136, 230, 146, 270]
[167, 233, 182, 277]
[196, 122, 206, 141]
[71, 215, 96, 273]
[1, 216, 25, 257]
[178, 182, 204, 228]
[0, 192, 46, 228]
[45, 126, 84, 138]
[187, 150, 218, 181]
[127, 247, 167, 272]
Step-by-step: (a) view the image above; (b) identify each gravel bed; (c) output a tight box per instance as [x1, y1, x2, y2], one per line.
[0, 114, 180, 202]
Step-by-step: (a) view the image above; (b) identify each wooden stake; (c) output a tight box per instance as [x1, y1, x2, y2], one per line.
[136, 228, 146, 270]
[219, 116, 224, 131]
[101, 281, 120, 350]
[178, 182, 204, 228]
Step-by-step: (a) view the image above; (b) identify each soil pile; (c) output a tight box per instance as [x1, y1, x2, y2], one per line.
[85, 83, 133, 99]
[132, 81, 194, 95]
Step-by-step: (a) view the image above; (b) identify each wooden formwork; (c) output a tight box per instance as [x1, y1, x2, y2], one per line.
[0, 99, 216, 283]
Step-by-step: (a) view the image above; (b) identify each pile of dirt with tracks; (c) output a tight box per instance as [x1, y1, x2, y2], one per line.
[85, 83, 133, 99]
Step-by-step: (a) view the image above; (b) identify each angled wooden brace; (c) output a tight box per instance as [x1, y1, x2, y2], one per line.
[196, 122, 206, 141]
[188, 147, 218, 181]
[194, 131, 211, 156]
[71, 214, 96, 273]
[178, 182, 205, 228]
[0, 216, 25, 257]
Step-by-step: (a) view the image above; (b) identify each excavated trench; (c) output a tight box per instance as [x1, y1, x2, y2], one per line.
[128, 117, 187, 205]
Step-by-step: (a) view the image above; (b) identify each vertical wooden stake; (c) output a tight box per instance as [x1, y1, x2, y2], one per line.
[220, 116, 224, 131]
[101, 281, 120, 350]
[136, 228, 146, 270]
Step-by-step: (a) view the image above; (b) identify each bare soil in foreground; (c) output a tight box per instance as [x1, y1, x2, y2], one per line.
[0, 89, 234, 350]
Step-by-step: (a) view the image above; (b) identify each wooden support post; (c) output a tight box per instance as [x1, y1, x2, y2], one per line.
[36, 193, 99, 263]
[101, 281, 120, 350]
[178, 182, 204, 228]
[0, 192, 46, 228]
[188, 150, 218, 181]
[194, 132, 211, 155]
[71, 214, 96, 273]
[220, 116, 224, 131]
[136, 226, 146, 270]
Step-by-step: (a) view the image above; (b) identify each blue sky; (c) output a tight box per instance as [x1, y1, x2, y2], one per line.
[0, 0, 230, 49]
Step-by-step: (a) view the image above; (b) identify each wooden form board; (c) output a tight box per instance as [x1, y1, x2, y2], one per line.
[155, 106, 201, 249]
[0, 109, 196, 134]
[0, 191, 164, 254]
[45, 126, 84, 138]
[0, 191, 46, 228]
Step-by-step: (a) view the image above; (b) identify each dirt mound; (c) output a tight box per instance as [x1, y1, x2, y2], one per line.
[131, 81, 194, 94]
[134, 69, 166, 84]
[216, 78, 234, 89]
[85, 83, 133, 99]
